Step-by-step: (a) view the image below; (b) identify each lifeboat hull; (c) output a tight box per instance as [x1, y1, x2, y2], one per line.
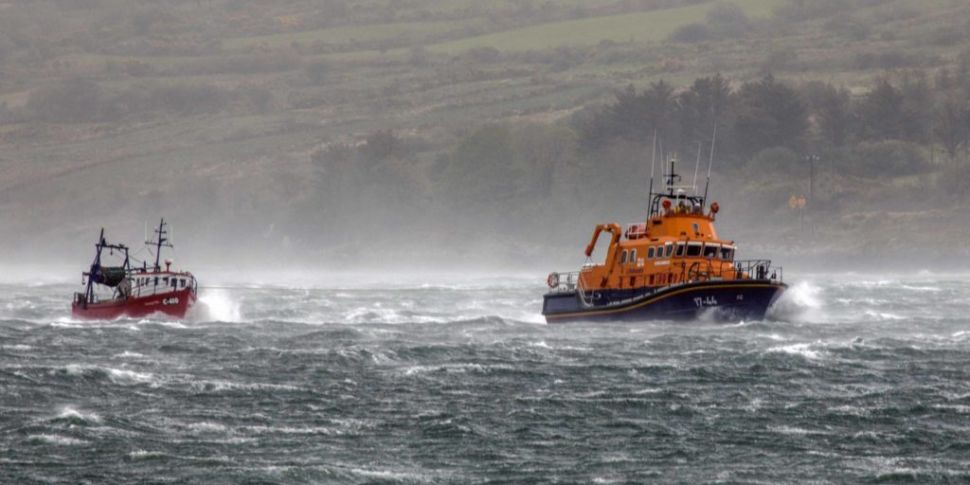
[543, 280, 786, 323]
[71, 287, 196, 320]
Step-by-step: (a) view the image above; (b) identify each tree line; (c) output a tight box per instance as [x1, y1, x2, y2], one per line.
[576, 69, 970, 169]
[303, 69, 970, 249]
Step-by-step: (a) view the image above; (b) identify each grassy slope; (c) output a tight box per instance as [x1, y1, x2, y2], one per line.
[0, 0, 967, 260]
[429, 0, 783, 52]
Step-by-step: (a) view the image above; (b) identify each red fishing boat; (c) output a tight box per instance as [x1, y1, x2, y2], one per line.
[72, 219, 197, 320]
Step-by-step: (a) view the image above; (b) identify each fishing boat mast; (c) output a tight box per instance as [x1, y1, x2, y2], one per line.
[80, 229, 130, 307]
[146, 218, 173, 272]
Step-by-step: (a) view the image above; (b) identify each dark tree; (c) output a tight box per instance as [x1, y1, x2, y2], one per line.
[899, 72, 933, 143]
[800, 81, 851, 147]
[857, 79, 903, 140]
[677, 73, 734, 159]
[934, 97, 964, 158]
[668, 23, 711, 43]
[581, 81, 678, 151]
[733, 75, 808, 156]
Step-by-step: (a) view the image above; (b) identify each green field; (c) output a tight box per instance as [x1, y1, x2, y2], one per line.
[223, 19, 478, 51]
[429, 0, 784, 53]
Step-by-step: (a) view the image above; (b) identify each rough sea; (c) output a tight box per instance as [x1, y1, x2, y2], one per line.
[1, 274, 969, 484]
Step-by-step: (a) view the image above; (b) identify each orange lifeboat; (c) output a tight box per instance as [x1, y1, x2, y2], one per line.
[542, 159, 786, 323]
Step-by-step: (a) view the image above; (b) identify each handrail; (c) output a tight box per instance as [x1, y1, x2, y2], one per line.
[547, 258, 782, 309]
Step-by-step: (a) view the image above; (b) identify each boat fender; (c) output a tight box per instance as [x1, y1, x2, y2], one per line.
[547, 272, 560, 288]
[711, 202, 719, 214]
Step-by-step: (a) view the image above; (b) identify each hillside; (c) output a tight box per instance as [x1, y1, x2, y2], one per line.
[0, 0, 969, 269]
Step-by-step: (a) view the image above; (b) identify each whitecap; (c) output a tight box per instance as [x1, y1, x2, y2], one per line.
[107, 368, 156, 385]
[27, 434, 87, 446]
[241, 425, 339, 436]
[768, 425, 829, 435]
[349, 468, 429, 482]
[190, 379, 303, 393]
[56, 406, 101, 424]
[932, 404, 970, 413]
[403, 363, 511, 376]
[129, 449, 164, 459]
[187, 421, 229, 433]
[767, 342, 823, 360]
[113, 351, 145, 359]
[862, 310, 905, 321]
[900, 285, 942, 292]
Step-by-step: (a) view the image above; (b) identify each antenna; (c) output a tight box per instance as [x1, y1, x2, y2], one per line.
[702, 123, 717, 204]
[648, 130, 657, 199]
[692, 141, 702, 192]
[147, 218, 173, 272]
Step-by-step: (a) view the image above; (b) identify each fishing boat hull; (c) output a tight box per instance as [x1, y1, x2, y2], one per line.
[543, 280, 786, 323]
[71, 287, 196, 320]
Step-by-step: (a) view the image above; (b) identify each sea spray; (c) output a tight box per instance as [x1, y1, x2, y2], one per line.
[192, 288, 241, 322]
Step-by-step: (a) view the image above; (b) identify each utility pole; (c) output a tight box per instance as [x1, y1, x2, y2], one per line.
[805, 154, 819, 202]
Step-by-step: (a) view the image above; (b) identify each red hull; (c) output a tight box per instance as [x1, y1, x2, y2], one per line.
[72, 287, 196, 320]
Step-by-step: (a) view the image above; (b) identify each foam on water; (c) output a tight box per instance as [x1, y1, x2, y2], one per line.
[193, 288, 242, 322]
[768, 279, 823, 323]
[27, 434, 87, 446]
[3, 277, 970, 482]
[55, 406, 101, 424]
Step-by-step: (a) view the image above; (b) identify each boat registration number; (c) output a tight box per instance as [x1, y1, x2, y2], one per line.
[162, 297, 180, 306]
[693, 296, 718, 308]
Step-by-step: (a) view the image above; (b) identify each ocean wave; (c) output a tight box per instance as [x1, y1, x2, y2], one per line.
[403, 362, 514, 376]
[53, 406, 101, 425]
[107, 368, 156, 385]
[27, 434, 88, 446]
[189, 379, 305, 393]
[766, 342, 825, 360]
[128, 449, 165, 460]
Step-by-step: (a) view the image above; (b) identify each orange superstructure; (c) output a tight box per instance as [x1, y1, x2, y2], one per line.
[579, 195, 741, 291]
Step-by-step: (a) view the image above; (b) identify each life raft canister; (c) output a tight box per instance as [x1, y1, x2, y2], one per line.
[547, 272, 560, 288]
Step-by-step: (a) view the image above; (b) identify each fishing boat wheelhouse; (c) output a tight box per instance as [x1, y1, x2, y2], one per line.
[72, 219, 197, 320]
[543, 159, 786, 323]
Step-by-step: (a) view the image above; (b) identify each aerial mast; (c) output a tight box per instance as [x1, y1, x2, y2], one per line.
[702, 123, 717, 207]
[648, 130, 657, 197]
[147, 218, 173, 272]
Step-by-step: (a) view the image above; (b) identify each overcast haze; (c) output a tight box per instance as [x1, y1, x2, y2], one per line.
[1, 0, 970, 276]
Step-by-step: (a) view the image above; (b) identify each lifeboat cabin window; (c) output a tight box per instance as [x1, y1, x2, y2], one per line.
[620, 250, 628, 264]
[721, 247, 735, 260]
[665, 243, 673, 258]
[686, 242, 702, 257]
[647, 247, 655, 259]
[630, 249, 637, 264]
[703, 244, 719, 259]
[676, 243, 686, 257]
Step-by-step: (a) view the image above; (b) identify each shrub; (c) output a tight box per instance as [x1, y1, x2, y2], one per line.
[668, 23, 711, 43]
[304, 60, 331, 85]
[26, 78, 104, 123]
[744, 146, 801, 176]
[848, 140, 928, 176]
[706, 2, 750, 38]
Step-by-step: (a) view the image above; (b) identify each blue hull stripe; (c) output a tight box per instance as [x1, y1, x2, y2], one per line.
[543, 280, 786, 323]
